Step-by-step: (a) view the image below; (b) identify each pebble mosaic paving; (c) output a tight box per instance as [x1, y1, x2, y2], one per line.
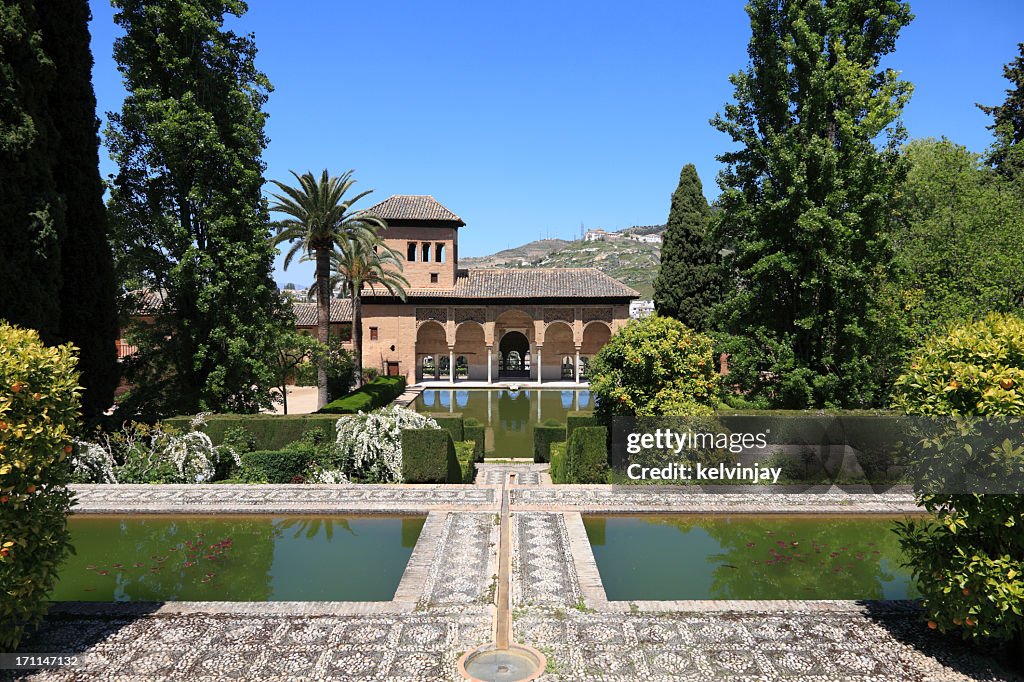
[8, 477, 1020, 681]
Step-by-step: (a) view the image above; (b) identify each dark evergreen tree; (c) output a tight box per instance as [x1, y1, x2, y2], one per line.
[37, 0, 119, 417]
[978, 43, 1024, 186]
[712, 0, 913, 408]
[653, 164, 720, 331]
[107, 0, 289, 415]
[0, 0, 64, 342]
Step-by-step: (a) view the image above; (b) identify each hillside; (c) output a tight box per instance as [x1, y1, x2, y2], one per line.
[460, 239, 570, 269]
[463, 235, 661, 299]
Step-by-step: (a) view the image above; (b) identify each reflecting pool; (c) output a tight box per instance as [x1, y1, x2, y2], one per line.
[584, 515, 920, 601]
[54, 515, 425, 601]
[414, 389, 591, 458]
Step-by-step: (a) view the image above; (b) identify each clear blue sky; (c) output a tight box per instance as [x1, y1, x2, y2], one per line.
[86, 0, 1024, 287]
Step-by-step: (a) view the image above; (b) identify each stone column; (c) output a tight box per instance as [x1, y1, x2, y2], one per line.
[449, 348, 455, 386]
[536, 346, 542, 385]
[575, 347, 581, 384]
[487, 346, 493, 384]
[449, 389, 454, 413]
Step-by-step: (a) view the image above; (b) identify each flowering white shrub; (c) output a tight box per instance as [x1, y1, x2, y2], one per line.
[332, 406, 440, 483]
[70, 418, 239, 484]
[307, 468, 350, 484]
[70, 439, 117, 484]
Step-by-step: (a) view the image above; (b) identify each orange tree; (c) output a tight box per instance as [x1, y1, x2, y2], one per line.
[892, 313, 1024, 647]
[589, 314, 721, 420]
[0, 323, 80, 649]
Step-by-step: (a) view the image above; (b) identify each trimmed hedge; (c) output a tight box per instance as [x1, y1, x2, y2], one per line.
[455, 440, 477, 483]
[566, 426, 609, 484]
[463, 418, 485, 461]
[549, 442, 567, 484]
[432, 414, 464, 442]
[164, 414, 340, 451]
[318, 376, 406, 414]
[0, 324, 79, 650]
[239, 450, 312, 483]
[533, 419, 566, 463]
[401, 428, 461, 483]
[566, 410, 600, 443]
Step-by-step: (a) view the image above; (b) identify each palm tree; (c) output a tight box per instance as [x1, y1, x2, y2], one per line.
[269, 170, 384, 408]
[330, 238, 410, 383]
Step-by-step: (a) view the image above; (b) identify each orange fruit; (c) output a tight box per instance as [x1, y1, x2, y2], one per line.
[1000, 378, 1015, 390]
[64, 445, 73, 454]
[965, 617, 976, 627]
[0, 496, 8, 503]
[10, 382, 25, 393]
[962, 588, 970, 596]
[953, 617, 963, 625]
[25, 484, 36, 494]
[948, 380, 961, 389]
[927, 620, 937, 629]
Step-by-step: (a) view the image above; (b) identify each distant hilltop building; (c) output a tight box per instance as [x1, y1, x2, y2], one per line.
[584, 228, 619, 242]
[629, 233, 662, 244]
[584, 228, 661, 244]
[629, 300, 655, 319]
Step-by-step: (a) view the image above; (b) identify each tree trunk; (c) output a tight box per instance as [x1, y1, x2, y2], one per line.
[282, 382, 289, 415]
[316, 247, 330, 408]
[352, 289, 363, 388]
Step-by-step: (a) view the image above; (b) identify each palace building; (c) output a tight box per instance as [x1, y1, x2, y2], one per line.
[351, 195, 639, 384]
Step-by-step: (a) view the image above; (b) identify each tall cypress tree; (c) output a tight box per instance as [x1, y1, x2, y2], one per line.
[37, 0, 119, 418]
[653, 164, 720, 331]
[712, 0, 913, 408]
[0, 0, 64, 342]
[106, 0, 289, 415]
[978, 43, 1024, 186]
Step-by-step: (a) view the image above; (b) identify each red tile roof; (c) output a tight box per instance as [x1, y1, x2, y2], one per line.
[364, 195, 465, 226]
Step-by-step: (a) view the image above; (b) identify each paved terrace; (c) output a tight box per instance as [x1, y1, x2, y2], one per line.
[8, 474, 1020, 681]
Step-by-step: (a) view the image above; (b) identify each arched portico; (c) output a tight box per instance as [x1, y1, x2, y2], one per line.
[580, 321, 611, 381]
[541, 321, 577, 381]
[416, 320, 448, 381]
[454, 321, 486, 380]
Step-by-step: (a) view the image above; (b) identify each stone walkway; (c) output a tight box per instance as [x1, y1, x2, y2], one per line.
[8, 477, 1021, 681]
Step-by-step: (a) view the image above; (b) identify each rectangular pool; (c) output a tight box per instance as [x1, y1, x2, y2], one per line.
[54, 515, 425, 602]
[584, 515, 920, 601]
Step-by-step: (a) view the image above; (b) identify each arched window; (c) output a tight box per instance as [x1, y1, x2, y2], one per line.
[435, 243, 445, 263]
[421, 355, 435, 377]
[455, 355, 468, 378]
[421, 242, 431, 262]
[523, 351, 531, 371]
[438, 354, 450, 377]
[561, 355, 575, 379]
[407, 242, 417, 262]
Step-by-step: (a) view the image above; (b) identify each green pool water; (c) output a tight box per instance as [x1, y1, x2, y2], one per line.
[584, 515, 920, 601]
[414, 388, 591, 458]
[54, 515, 425, 602]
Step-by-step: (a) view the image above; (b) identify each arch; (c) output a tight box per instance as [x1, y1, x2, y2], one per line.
[542, 321, 576, 382]
[416, 320, 448, 381]
[581, 321, 612, 355]
[499, 331, 530, 379]
[454, 322, 485, 381]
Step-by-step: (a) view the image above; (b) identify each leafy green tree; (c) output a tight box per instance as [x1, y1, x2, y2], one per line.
[653, 164, 720, 330]
[712, 0, 913, 408]
[978, 43, 1024, 187]
[894, 138, 1024, 336]
[39, 0, 119, 418]
[269, 170, 384, 407]
[106, 0, 288, 415]
[0, 0, 63, 342]
[330, 238, 409, 384]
